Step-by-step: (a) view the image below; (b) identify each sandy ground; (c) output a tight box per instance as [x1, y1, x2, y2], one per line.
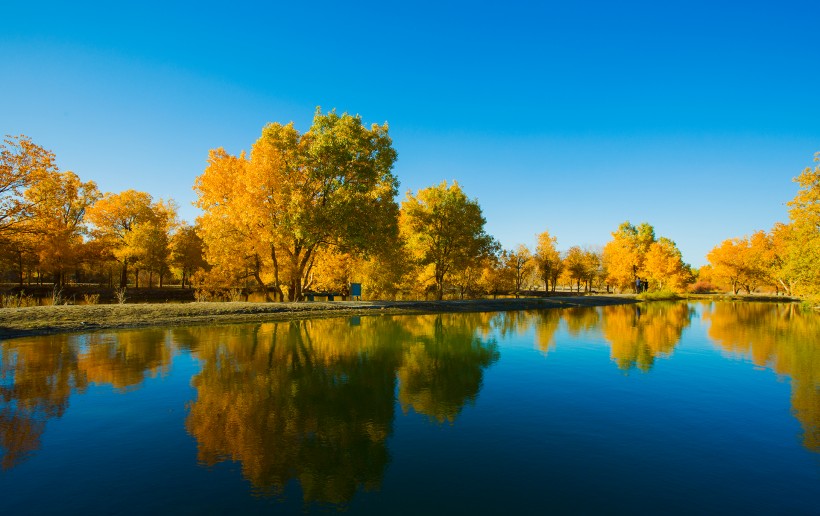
[0, 295, 638, 339]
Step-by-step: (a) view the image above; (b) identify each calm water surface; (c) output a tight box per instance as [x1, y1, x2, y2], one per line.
[1, 301, 818, 514]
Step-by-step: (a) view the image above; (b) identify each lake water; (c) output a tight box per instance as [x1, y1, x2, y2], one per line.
[1, 301, 818, 514]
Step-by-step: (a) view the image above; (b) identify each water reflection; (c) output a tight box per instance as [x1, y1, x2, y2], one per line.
[0, 331, 175, 469]
[704, 302, 820, 453]
[0, 335, 85, 469]
[398, 314, 500, 423]
[182, 319, 402, 503]
[0, 302, 818, 507]
[78, 330, 173, 391]
[601, 303, 694, 372]
[182, 314, 498, 504]
[533, 309, 562, 354]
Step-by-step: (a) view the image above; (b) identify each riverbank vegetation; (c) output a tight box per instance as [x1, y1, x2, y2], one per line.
[2, 116, 818, 304]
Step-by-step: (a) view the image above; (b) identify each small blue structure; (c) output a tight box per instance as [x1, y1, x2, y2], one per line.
[350, 283, 362, 300]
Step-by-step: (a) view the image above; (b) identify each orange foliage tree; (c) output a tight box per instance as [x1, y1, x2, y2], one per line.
[643, 237, 688, 292]
[0, 135, 57, 236]
[602, 221, 655, 292]
[195, 110, 400, 301]
[86, 190, 173, 288]
[23, 171, 100, 287]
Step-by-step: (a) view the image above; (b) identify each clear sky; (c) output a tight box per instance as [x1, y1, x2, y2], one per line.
[2, 1, 818, 266]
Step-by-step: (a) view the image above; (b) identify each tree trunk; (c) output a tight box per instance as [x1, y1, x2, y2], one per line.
[270, 246, 281, 302]
[251, 254, 271, 302]
[120, 260, 128, 289]
[17, 252, 24, 287]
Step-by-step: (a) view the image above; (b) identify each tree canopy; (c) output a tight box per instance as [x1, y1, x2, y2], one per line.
[194, 109, 400, 301]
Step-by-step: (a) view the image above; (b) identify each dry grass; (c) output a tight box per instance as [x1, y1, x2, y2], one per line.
[0, 296, 638, 339]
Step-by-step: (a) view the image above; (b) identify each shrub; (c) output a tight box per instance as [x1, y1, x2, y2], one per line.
[638, 289, 682, 301]
[1, 291, 37, 308]
[689, 280, 717, 294]
[227, 288, 244, 302]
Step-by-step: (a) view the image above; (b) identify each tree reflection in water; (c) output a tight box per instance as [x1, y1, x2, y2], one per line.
[182, 314, 498, 504]
[705, 302, 819, 453]
[0, 335, 85, 469]
[600, 302, 694, 372]
[397, 313, 499, 423]
[0, 330, 174, 470]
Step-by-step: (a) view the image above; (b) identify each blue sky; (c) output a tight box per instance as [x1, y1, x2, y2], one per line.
[2, 0, 818, 266]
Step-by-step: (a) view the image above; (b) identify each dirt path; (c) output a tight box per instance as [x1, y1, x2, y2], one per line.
[0, 295, 637, 339]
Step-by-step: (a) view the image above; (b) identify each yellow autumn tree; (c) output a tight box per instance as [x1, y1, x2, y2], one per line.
[357, 243, 414, 300]
[706, 238, 747, 294]
[643, 237, 687, 292]
[192, 149, 267, 293]
[124, 199, 178, 287]
[706, 233, 773, 295]
[195, 109, 400, 301]
[707, 153, 820, 297]
[534, 230, 561, 292]
[169, 223, 207, 288]
[563, 246, 587, 292]
[769, 222, 797, 295]
[502, 244, 533, 298]
[784, 152, 820, 295]
[602, 221, 656, 292]
[23, 170, 100, 287]
[400, 180, 497, 300]
[478, 252, 512, 298]
[86, 190, 159, 288]
[0, 135, 57, 236]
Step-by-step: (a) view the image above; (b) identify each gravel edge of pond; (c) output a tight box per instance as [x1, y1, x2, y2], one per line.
[0, 296, 639, 339]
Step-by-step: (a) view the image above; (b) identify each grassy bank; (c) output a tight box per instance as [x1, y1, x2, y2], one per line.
[0, 296, 637, 339]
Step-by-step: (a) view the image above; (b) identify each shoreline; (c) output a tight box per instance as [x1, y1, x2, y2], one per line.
[0, 296, 638, 339]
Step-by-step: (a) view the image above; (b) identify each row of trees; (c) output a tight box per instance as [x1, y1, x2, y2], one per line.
[0, 135, 206, 289]
[0, 126, 714, 300]
[192, 110, 694, 299]
[3, 115, 817, 299]
[705, 153, 820, 296]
